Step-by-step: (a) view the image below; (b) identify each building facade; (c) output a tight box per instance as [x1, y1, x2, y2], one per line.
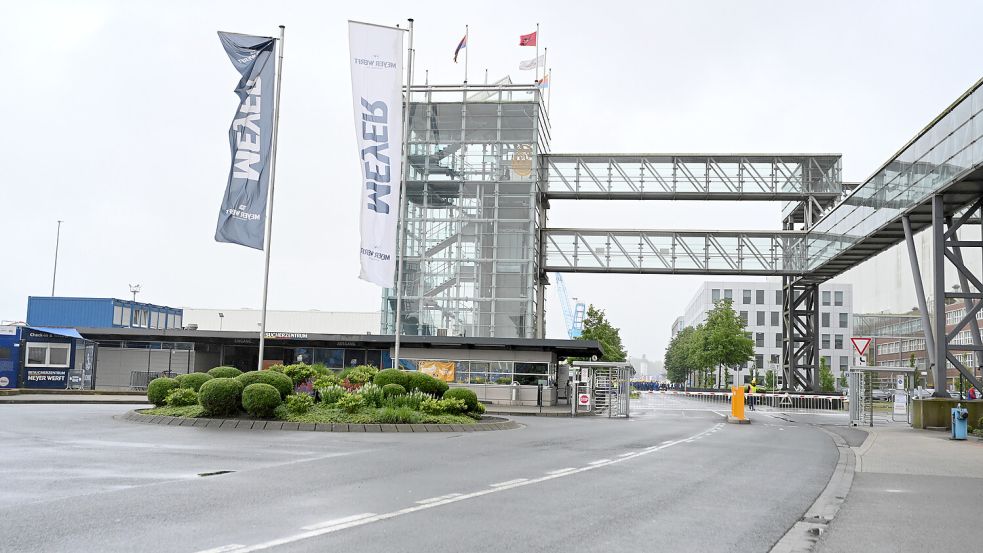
[27, 296, 183, 331]
[382, 83, 548, 339]
[678, 280, 854, 384]
[181, 309, 379, 334]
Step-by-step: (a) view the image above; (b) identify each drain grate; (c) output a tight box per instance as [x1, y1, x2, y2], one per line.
[197, 470, 236, 477]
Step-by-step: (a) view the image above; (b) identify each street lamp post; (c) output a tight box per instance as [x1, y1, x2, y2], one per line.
[218, 312, 224, 331]
[51, 220, 63, 296]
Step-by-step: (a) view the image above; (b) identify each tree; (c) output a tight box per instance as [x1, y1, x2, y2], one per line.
[665, 326, 700, 384]
[765, 369, 776, 391]
[819, 357, 835, 392]
[578, 304, 627, 362]
[699, 299, 754, 380]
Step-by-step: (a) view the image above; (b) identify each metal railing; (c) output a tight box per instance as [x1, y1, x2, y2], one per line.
[633, 390, 848, 413]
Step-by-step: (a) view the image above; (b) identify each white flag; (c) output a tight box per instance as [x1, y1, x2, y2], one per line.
[349, 21, 404, 288]
[519, 54, 545, 71]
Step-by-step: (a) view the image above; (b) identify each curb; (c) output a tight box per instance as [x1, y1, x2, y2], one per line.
[769, 426, 856, 553]
[122, 410, 522, 433]
[485, 410, 571, 418]
[0, 399, 151, 405]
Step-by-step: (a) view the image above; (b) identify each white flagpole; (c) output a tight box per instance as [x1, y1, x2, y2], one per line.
[542, 47, 547, 85]
[464, 24, 469, 84]
[257, 25, 285, 372]
[393, 18, 414, 370]
[535, 22, 540, 82]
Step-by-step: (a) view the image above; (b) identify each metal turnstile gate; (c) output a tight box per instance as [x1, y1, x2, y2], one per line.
[571, 362, 632, 418]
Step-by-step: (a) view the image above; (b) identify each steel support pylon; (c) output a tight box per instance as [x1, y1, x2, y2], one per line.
[927, 193, 983, 395]
[783, 278, 819, 391]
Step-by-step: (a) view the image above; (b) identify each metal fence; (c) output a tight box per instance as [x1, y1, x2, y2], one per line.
[633, 390, 848, 413]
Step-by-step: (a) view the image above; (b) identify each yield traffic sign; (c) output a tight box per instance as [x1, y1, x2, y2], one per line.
[851, 337, 872, 357]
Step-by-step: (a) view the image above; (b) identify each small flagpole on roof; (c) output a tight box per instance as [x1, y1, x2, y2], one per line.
[484, 68, 488, 84]
[464, 24, 469, 85]
[535, 22, 540, 82]
[548, 66, 552, 112]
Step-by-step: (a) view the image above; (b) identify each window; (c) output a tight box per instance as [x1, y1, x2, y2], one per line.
[770, 354, 780, 364]
[122, 306, 132, 327]
[822, 355, 832, 369]
[756, 333, 764, 347]
[839, 312, 848, 328]
[173, 315, 182, 329]
[776, 333, 783, 348]
[775, 290, 782, 305]
[822, 312, 830, 327]
[742, 289, 752, 304]
[839, 356, 848, 372]
[724, 289, 733, 300]
[834, 291, 844, 306]
[711, 289, 721, 302]
[113, 305, 123, 326]
[822, 291, 831, 306]
[771, 311, 779, 326]
[756, 311, 765, 326]
[822, 334, 830, 349]
[24, 342, 71, 368]
[739, 311, 748, 325]
[755, 354, 764, 369]
[755, 290, 764, 304]
[151, 311, 159, 330]
[834, 334, 843, 349]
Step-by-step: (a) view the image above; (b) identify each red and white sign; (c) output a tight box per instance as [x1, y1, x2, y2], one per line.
[851, 337, 872, 356]
[578, 393, 591, 407]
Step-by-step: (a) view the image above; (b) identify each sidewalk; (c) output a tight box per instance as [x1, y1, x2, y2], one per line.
[0, 393, 149, 404]
[483, 403, 571, 417]
[816, 423, 983, 553]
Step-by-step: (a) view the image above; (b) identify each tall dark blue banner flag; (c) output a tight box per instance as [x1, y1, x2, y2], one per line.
[215, 32, 276, 250]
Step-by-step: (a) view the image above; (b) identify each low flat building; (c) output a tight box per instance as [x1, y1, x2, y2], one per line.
[180, 308, 380, 334]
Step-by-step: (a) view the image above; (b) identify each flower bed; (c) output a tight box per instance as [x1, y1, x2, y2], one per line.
[141, 364, 483, 425]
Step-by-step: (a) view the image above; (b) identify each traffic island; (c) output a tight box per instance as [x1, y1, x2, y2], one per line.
[122, 409, 521, 432]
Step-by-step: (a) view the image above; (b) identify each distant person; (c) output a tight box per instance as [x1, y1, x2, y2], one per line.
[969, 387, 978, 400]
[745, 379, 758, 411]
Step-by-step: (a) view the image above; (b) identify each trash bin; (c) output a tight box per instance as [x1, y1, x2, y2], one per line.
[951, 404, 969, 440]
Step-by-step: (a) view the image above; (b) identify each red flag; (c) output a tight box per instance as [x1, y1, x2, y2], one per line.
[519, 31, 537, 46]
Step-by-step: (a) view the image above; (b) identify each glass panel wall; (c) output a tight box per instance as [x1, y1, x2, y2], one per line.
[383, 84, 547, 339]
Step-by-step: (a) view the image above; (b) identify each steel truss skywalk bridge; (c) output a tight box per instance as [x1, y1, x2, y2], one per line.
[388, 80, 983, 393]
[542, 78, 983, 392]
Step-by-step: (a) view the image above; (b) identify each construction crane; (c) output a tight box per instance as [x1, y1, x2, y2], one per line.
[553, 273, 586, 339]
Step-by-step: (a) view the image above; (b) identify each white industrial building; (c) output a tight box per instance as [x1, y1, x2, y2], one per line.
[181, 309, 381, 335]
[676, 280, 854, 384]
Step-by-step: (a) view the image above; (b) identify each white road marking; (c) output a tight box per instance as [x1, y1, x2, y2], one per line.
[489, 479, 528, 487]
[588, 459, 612, 465]
[301, 513, 377, 531]
[415, 493, 462, 504]
[193, 423, 724, 553]
[546, 467, 577, 475]
[617, 452, 635, 458]
[194, 546, 245, 553]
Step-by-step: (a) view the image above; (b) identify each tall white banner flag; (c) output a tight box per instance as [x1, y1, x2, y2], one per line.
[349, 21, 404, 288]
[519, 54, 545, 70]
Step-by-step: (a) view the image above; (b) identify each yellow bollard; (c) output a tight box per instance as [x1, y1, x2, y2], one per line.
[730, 386, 747, 422]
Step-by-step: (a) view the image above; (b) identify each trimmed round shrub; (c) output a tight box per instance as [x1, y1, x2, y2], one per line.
[176, 372, 214, 392]
[382, 383, 406, 397]
[406, 372, 449, 396]
[374, 368, 409, 389]
[443, 388, 479, 412]
[242, 383, 281, 418]
[165, 387, 199, 407]
[207, 366, 242, 379]
[283, 363, 319, 386]
[198, 377, 244, 417]
[147, 377, 179, 407]
[236, 370, 293, 399]
[284, 394, 314, 415]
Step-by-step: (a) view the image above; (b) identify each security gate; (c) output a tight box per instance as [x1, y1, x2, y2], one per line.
[572, 362, 632, 418]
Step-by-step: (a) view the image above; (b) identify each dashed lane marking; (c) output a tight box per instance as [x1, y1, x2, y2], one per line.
[192, 423, 724, 553]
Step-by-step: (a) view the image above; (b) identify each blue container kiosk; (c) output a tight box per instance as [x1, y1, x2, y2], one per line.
[0, 326, 97, 390]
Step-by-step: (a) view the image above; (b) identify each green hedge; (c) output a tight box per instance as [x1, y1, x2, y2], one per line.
[165, 387, 199, 407]
[207, 366, 242, 379]
[374, 368, 409, 389]
[443, 388, 479, 412]
[147, 377, 179, 407]
[236, 370, 293, 399]
[176, 372, 213, 392]
[242, 383, 281, 418]
[382, 383, 406, 397]
[198, 377, 244, 417]
[406, 372, 449, 396]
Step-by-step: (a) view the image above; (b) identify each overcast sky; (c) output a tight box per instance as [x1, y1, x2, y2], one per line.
[3, 0, 983, 363]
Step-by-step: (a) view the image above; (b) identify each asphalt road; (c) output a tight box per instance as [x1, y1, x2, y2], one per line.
[0, 403, 839, 553]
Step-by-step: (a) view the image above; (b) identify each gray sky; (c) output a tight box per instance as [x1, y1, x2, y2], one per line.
[4, 0, 983, 363]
